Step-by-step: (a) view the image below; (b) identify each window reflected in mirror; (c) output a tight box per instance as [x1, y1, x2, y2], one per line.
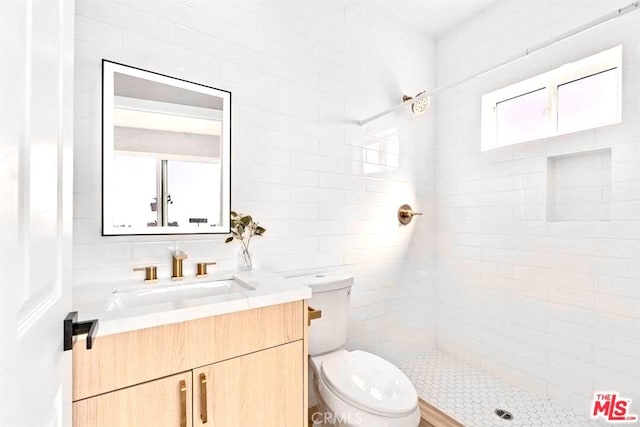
[166, 160, 221, 228]
[112, 155, 157, 228]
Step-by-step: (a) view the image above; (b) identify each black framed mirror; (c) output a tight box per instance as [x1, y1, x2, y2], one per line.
[102, 60, 231, 235]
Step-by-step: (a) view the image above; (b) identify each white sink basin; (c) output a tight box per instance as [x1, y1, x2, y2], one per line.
[106, 278, 254, 312]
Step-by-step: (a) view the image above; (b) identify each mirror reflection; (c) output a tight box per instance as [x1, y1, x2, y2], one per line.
[102, 61, 231, 235]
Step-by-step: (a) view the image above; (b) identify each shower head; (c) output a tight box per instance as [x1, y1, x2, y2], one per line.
[402, 91, 430, 115]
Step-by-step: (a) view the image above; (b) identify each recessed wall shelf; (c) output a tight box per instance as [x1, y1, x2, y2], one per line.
[546, 148, 612, 222]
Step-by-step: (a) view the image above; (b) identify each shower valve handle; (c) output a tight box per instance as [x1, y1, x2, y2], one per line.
[398, 204, 423, 225]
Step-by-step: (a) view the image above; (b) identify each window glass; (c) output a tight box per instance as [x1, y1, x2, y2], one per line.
[496, 88, 548, 146]
[557, 68, 618, 134]
[112, 154, 158, 228]
[167, 160, 221, 228]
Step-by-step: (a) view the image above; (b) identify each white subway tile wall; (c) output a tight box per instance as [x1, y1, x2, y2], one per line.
[435, 0, 640, 416]
[73, 0, 436, 363]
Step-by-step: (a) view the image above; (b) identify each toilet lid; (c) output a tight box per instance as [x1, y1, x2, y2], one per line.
[320, 350, 418, 417]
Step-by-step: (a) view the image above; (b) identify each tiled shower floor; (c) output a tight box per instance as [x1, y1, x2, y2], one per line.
[399, 351, 601, 427]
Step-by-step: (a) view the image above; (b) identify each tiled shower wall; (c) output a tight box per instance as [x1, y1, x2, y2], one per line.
[73, 0, 436, 362]
[435, 0, 640, 415]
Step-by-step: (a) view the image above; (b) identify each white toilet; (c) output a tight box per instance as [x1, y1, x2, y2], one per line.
[302, 274, 421, 427]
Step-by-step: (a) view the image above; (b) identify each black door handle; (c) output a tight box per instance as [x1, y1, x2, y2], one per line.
[63, 311, 99, 351]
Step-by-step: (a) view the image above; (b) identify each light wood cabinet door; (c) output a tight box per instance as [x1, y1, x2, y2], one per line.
[73, 372, 193, 427]
[194, 341, 304, 427]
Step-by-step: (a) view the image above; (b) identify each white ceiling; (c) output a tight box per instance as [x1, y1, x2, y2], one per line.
[373, 0, 499, 37]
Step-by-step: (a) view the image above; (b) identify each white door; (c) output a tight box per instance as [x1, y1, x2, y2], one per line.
[0, 0, 74, 426]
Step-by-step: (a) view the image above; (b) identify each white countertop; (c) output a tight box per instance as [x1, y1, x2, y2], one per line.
[73, 269, 311, 338]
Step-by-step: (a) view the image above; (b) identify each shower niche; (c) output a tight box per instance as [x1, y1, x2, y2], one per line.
[546, 148, 612, 222]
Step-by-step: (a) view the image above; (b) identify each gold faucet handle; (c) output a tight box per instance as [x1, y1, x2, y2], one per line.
[196, 262, 217, 278]
[133, 266, 158, 283]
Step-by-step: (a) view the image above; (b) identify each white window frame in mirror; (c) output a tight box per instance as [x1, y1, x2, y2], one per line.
[102, 60, 231, 235]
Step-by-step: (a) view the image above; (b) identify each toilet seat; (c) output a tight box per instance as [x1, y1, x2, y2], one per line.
[318, 350, 418, 418]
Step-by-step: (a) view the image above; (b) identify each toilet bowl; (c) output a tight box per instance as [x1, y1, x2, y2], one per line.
[310, 349, 421, 426]
[300, 274, 420, 427]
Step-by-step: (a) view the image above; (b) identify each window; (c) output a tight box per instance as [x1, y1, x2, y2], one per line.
[557, 68, 619, 133]
[166, 160, 220, 228]
[481, 46, 622, 151]
[112, 155, 158, 228]
[110, 154, 221, 229]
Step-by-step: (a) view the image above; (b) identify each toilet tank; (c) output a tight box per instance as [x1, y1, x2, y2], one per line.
[300, 274, 353, 356]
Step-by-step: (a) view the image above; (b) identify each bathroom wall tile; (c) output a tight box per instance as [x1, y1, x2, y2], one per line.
[595, 312, 640, 341]
[74, 15, 122, 49]
[77, 0, 176, 43]
[121, 32, 180, 67]
[288, 219, 344, 236]
[218, 62, 290, 97]
[175, 26, 256, 68]
[290, 187, 345, 204]
[595, 293, 640, 319]
[289, 152, 344, 174]
[593, 347, 640, 377]
[233, 182, 291, 202]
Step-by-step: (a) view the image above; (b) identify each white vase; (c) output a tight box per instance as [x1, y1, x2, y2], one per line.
[237, 247, 253, 271]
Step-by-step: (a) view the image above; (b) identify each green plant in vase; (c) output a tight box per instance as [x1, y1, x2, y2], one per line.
[225, 211, 266, 271]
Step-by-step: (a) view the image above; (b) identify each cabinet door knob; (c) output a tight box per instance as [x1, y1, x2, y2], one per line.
[199, 373, 208, 423]
[179, 380, 187, 427]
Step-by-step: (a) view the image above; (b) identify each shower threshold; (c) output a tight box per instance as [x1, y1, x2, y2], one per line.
[399, 351, 601, 427]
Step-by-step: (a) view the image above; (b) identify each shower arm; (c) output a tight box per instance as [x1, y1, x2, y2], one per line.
[357, 91, 431, 126]
[356, 0, 640, 127]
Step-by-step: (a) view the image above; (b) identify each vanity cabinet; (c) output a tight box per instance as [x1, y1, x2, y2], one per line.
[72, 301, 308, 427]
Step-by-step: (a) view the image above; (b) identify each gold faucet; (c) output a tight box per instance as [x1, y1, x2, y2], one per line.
[133, 266, 158, 283]
[171, 250, 188, 281]
[196, 262, 217, 278]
